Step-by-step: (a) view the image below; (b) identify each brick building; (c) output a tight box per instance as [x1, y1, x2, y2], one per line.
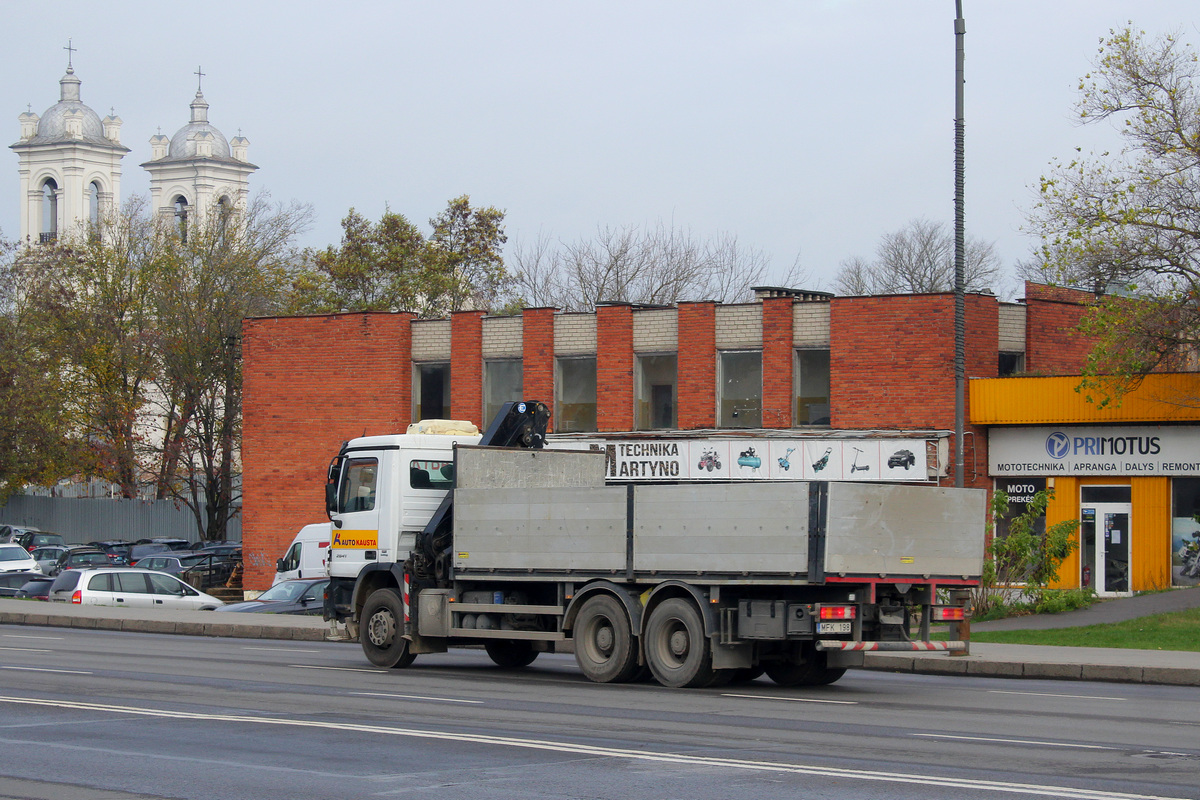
[241, 282, 1097, 590]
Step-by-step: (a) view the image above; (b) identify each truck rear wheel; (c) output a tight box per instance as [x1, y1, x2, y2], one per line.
[360, 588, 417, 668]
[644, 598, 714, 688]
[485, 639, 538, 668]
[573, 594, 639, 683]
[765, 647, 846, 687]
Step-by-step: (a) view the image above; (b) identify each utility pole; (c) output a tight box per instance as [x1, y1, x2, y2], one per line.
[953, 0, 966, 489]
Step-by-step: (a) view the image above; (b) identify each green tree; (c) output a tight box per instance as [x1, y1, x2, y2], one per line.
[428, 195, 509, 313]
[1028, 24, 1200, 406]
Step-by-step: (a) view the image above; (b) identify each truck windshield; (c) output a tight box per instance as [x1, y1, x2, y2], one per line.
[340, 458, 379, 512]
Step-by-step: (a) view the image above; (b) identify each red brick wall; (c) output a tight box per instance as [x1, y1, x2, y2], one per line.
[831, 293, 997, 489]
[596, 304, 633, 430]
[677, 301, 716, 429]
[241, 312, 412, 589]
[522, 308, 556, 427]
[1023, 281, 1096, 375]
[761, 296, 795, 427]
[450, 310, 485, 427]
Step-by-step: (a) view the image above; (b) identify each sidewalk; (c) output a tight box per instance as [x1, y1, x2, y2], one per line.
[1, 595, 1197, 687]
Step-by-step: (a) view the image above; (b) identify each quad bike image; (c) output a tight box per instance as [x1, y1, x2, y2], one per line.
[811, 447, 832, 473]
[697, 447, 722, 472]
[850, 447, 870, 473]
[737, 447, 762, 471]
[776, 447, 796, 471]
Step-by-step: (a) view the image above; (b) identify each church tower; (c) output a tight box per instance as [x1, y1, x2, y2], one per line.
[142, 69, 257, 238]
[10, 47, 128, 245]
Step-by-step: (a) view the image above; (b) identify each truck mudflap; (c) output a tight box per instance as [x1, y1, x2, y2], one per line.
[817, 640, 968, 652]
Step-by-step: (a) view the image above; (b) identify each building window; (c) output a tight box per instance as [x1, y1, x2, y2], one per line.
[484, 359, 523, 425]
[556, 357, 597, 432]
[999, 351, 1025, 376]
[719, 350, 762, 428]
[40, 178, 58, 242]
[217, 196, 232, 237]
[173, 196, 189, 243]
[636, 354, 676, 430]
[794, 348, 831, 426]
[412, 362, 450, 421]
[88, 181, 101, 227]
[1172, 478, 1200, 588]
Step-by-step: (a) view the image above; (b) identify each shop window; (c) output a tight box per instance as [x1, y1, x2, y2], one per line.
[413, 362, 450, 421]
[719, 350, 762, 428]
[998, 351, 1025, 376]
[993, 478, 1047, 540]
[485, 359, 523, 425]
[636, 354, 676, 430]
[794, 348, 830, 426]
[556, 357, 597, 432]
[1172, 478, 1200, 587]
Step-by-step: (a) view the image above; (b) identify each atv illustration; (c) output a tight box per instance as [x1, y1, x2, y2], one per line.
[697, 448, 722, 472]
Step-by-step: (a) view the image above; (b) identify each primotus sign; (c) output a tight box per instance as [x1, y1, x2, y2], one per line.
[989, 426, 1200, 477]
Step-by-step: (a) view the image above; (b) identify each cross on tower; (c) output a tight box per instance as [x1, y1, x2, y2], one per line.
[64, 38, 76, 68]
[195, 66, 205, 91]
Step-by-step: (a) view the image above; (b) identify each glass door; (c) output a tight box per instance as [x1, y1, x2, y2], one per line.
[1080, 486, 1132, 595]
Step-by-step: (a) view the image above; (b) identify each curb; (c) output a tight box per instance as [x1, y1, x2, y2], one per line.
[861, 652, 1200, 686]
[0, 608, 331, 642]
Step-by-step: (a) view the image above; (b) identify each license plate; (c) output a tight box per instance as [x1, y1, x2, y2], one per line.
[818, 621, 851, 634]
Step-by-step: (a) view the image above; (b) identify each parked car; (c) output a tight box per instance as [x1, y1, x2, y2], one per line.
[87, 540, 133, 565]
[0, 543, 42, 574]
[31, 545, 69, 573]
[216, 578, 328, 615]
[14, 531, 66, 552]
[15, 575, 54, 600]
[132, 538, 193, 551]
[134, 552, 238, 590]
[126, 543, 173, 563]
[0, 570, 45, 597]
[47, 568, 225, 610]
[0, 525, 38, 544]
[50, 547, 112, 576]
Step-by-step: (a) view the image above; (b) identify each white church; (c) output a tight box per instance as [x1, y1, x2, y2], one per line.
[11, 51, 256, 245]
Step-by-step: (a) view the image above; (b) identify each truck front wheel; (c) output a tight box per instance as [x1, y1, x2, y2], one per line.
[573, 594, 639, 683]
[360, 588, 417, 669]
[644, 598, 714, 688]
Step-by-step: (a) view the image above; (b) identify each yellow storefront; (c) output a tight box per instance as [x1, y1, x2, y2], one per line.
[971, 374, 1200, 595]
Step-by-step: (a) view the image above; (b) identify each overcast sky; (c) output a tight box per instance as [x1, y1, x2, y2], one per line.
[4, 1, 1197, 298]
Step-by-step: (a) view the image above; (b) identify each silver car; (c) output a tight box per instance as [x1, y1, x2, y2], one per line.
[47, 568, 224, 610]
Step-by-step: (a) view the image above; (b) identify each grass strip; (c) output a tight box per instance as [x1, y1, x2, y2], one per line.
[967, 607, 1200, 652]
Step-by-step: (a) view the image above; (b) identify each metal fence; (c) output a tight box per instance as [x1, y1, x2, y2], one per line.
[0, 494, 241, 545]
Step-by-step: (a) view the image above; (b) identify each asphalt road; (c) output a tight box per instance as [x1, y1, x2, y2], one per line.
[1, 626, 1198, 800]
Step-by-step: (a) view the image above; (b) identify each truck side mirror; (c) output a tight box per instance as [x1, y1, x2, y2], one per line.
[325, 482, 338, 517]
[276, 558, 285, 571]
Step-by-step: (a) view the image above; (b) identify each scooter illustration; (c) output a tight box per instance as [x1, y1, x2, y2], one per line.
[737, 447, 762, 471]
[850, 447, 870, 473]
[697, 447, 721, 472]
[777, 447, 796, 471]
[812, 447, 832, 473]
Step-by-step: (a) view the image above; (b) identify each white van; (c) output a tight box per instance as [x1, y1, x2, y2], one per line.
[274, 523, 332, 585]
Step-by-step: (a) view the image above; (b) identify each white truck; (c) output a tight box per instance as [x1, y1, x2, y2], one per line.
[323, 401, 984, 688]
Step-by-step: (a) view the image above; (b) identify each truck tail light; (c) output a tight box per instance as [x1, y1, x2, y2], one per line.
[71, 590, 82, 604]
[818, 605, 856, 620]
[932, 606, 965, 621]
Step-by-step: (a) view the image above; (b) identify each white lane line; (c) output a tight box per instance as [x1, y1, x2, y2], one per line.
[241, 647, 321, 653]
[912, 733, 1122, 751]
[0, 666, 91, 675]
[0, 647, 52, 653]
[349, 691, 484, 705]
[0, 634, 64, 640]
[289, 664, 387, 674]
[722, 693, 857, 705]
[989, 690, 1126, 701]
[0, 695, 1184, 800]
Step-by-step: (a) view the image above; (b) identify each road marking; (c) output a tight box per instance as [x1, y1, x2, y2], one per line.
[349, 691, 484, 705]
[289, 664, 387, 674]
[912, 733, 1122, 751]
[0, 647, 52, 653]
[721, 693, 857, 705]
[989, 690, 1126, 701]
[241, 647, 321, 653]
[0, 695, 1185, 800]
[0, 666, 91, 675]
[0, 634, 63, 640]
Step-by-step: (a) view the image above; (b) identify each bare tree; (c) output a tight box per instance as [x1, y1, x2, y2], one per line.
[834, 218, 1003, 296]
[510, 221, 806, 311]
